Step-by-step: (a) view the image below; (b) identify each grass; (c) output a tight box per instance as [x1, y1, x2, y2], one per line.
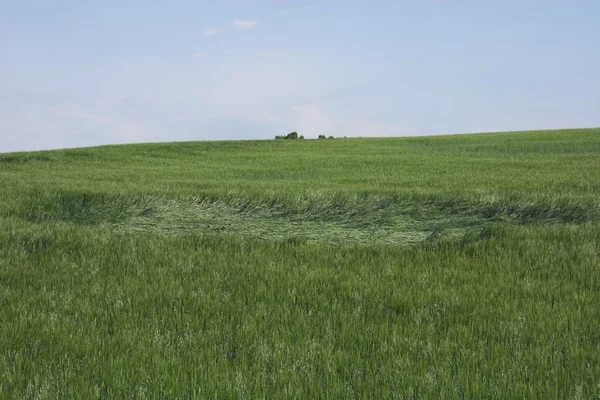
[1, 128, 600, 398]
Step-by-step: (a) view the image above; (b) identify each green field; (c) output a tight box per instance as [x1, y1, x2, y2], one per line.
[1, 128, 600, 398]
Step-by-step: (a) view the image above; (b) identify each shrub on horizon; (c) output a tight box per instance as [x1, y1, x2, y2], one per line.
[275, 132, 304, 140]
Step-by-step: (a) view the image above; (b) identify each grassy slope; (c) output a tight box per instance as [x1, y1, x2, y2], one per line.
[1, 128, 600, 398]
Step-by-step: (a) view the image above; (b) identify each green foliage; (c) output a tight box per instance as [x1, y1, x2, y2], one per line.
[1, 128, 600, 397]
[275, 131, 304, 140]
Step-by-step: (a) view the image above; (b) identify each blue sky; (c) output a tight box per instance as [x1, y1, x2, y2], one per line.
[1, 1, 599, 152]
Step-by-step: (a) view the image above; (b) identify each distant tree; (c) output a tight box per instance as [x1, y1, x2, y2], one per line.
[318, 134, 326, 139]
[275, 131, 302, 140]
[328, 136, 334, 139]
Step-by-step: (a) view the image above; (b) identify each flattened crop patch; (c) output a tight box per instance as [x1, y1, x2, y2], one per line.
[24, 192, 597, 245]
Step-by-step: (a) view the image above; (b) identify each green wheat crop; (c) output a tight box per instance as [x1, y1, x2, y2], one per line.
[1, 128, 599, 398]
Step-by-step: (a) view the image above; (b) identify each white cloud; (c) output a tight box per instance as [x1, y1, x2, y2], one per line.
[283, 104, 404, 138]
[193, 52, 205, 59]
[231, 20, 260, 30]
[278, 10, 289, 16]
[338, 120, 403, 137]
[203, 28, 222, 36]
[0, 103, 156, 152]
[51, 106, 152, 142]
[260, 110, 286, 124]
[290, 104, 334, 136]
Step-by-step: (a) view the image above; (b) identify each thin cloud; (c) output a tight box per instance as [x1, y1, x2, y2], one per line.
[231, 20, 260, 30]
[203, 28, 222, 36]
[193, 52, 205, 59]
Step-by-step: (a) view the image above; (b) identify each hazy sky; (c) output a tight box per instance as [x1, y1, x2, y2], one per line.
[1, 1, 599, 152]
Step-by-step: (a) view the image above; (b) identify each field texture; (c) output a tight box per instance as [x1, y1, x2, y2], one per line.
[1, 128, 600, 398]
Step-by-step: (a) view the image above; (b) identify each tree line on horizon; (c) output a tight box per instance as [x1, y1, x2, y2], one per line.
[275, 132, 336, 140]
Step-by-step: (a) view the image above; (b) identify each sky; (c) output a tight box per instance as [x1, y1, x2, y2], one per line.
[1, 0, 599, 152]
